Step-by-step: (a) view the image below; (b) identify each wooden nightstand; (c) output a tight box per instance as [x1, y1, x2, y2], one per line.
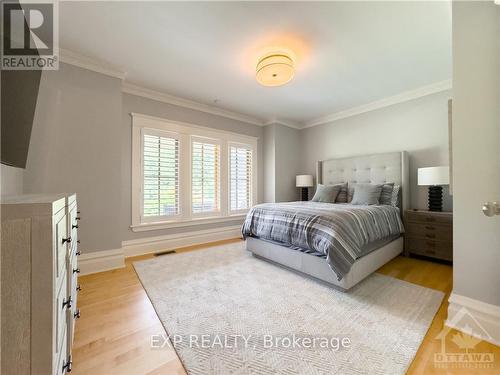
[404, 210, 453, 262]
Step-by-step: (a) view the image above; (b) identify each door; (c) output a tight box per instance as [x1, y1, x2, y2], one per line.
[450, 0, 500, 342]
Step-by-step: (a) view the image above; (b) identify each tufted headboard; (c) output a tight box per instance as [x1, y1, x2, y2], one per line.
[316, 151, 410, 215]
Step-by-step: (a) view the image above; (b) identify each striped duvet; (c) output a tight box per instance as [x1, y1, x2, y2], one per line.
[242, 201, 404, 280]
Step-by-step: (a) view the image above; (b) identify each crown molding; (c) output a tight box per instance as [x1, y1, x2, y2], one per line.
[58, 48, 451, 130]
[303, 79, 452, 129]
[59, 48, 126, 80]
[122, 82, 265, 127]
[264, 119, 303, 130]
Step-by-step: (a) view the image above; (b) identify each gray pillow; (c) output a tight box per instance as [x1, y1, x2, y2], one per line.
[379, 183, 395, 205]
[350, 183, 384, 205]
[311, 184, 342, 203]
[390, 185, 400, 206]
[335, 183, 348, 203]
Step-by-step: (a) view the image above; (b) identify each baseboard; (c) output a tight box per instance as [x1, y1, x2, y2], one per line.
[122, 225, 242, 258]
[78, 248, 125, 276]
[446, 292, 500, 346]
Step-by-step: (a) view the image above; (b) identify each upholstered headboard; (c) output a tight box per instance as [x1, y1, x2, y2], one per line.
[316, 151, 410, 214]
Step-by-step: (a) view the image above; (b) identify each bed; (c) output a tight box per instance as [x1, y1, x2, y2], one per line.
[244, 151, 410, 291]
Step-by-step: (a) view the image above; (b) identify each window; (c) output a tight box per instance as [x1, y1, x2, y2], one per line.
[192, 140, 220, 215]
[142, 131, 179, 221]
[132, 114, 257, 231]
[230, 145, 252, 212]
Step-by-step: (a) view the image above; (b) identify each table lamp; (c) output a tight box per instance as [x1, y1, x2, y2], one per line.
[418, 166, 449, 211]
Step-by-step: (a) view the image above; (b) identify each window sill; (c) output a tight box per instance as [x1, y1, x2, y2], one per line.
[130, 214, 247, 232]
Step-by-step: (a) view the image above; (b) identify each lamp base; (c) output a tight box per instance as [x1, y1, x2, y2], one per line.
[428, 185, 443, 211]
[301, 187, 309, 201]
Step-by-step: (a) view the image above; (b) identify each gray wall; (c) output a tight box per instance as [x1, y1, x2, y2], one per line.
[263, 123, 301, 203]
[121, 93, 264, 242]
[452, 2, 499, 307]
[300, 90, 453, 210]
[1, 165, 24, 196]
[24, 63, 123, 253]
[263, 123, 276, 203]
[274, 124, 301, 202]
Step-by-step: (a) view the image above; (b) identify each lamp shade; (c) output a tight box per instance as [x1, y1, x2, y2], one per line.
[296, 175, 313, 187]
[418, 166, 450, 186]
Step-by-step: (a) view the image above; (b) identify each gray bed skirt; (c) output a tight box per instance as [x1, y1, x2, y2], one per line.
[246, 236, 403, 291]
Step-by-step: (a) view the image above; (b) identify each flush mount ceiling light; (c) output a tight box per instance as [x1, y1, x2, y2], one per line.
[256, 51, 295, 87]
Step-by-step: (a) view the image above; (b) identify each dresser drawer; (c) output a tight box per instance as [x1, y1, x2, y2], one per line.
[69, 204, 79, 238]
[56, 328, 69, 375]
[55, 214, 69, 288]
[55, 272, 69, 358]
[69, 254, 79, 311]
[406, 210, 452, 224]
[406, 222, 452, 242]
[406, 237, 452, 261]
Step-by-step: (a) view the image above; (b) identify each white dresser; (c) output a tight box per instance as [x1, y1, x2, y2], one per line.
[1, 193, 80, 374]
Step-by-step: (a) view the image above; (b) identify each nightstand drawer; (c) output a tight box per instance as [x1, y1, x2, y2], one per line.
[406, 222, 452, 242]
[406, 210, 452, 224]
[406, 237, 452, 261]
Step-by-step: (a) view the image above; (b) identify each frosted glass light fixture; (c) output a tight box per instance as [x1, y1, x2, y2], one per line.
[256, 51, 295, 87]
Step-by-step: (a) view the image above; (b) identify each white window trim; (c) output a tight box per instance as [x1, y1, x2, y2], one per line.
[131, 113, 257, 232]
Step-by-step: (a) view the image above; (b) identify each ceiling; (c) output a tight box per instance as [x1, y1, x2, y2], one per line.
[59, 1, 452, 127]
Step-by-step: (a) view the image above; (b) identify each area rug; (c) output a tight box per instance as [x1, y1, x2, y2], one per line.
[133, 242, 444, 375]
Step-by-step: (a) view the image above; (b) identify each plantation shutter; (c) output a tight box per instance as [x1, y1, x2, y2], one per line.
[230, 145, 252, 211]
[191, 140, 220, 214]
[142, 133, 179, 218]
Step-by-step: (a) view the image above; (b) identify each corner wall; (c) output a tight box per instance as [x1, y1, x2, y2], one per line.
[263, 123, 301, 203]
[24, 63, 123, 253]
[0, 165, 24, 196]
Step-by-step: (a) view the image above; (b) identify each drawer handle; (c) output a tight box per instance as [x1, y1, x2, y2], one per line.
[76, 250, 81, 256]
[62, 356, 72, 373]
[62, 296, 72, 309]
[74, 309, 81, 319]
[77, 240, 80, 244]
[76, 284, 81, 291]
[72, 224, 79, 229]
[76, 217, 81, 221]
[425, 234, 436, 239]
[73, 268, 80, 274]
[62, 237, 72, 244]
[77, 211, 81, 214]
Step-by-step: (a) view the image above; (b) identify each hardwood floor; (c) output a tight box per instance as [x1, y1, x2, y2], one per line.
[72, 239, 499, 375]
